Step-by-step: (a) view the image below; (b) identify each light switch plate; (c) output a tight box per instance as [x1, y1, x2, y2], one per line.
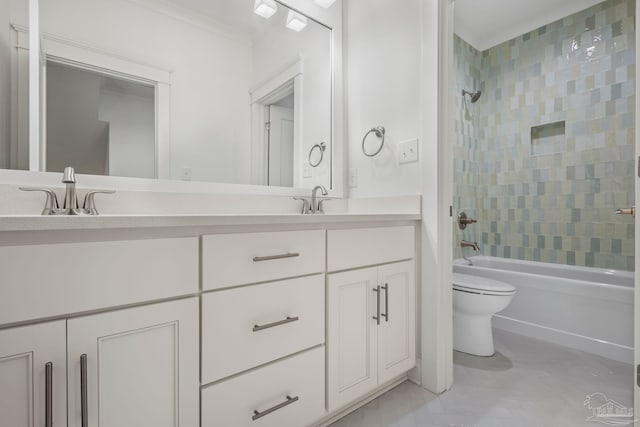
[398, 138, 419, 164]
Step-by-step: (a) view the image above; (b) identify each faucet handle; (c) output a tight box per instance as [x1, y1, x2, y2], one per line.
[317, 198, 330, 214]
[82, 190, 115, 215]
[19, 187, 60, 215]
[293, 197, 310, 215]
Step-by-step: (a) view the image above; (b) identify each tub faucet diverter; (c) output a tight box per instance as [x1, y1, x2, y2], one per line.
[457, 212, 477, 230]
[19, 166, 115, 215]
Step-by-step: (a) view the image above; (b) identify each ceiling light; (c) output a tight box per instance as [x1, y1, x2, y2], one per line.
[286, 10, 308, 32]
[254, 0, 277, 19]
[313, 0, 336, 8]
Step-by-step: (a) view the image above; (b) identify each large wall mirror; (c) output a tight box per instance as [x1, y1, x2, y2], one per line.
[1, 0, 341, 193]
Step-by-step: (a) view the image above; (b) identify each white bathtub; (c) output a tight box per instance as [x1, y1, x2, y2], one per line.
[453, 256, 634, 363]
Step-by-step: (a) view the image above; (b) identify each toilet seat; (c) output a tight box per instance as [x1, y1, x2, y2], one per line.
[453, 273, 515, 296]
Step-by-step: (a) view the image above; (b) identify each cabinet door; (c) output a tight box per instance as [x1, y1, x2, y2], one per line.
[327, 267, 378, 411]
[0, 321, 66, 427]
[67, 298, 199, 427]
[377, 260, 416, 384]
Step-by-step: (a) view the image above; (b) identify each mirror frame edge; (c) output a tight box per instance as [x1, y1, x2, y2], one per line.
[5, 0, 344, 198]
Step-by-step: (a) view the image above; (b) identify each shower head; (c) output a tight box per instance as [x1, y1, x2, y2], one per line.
[462, 90, 482, 103]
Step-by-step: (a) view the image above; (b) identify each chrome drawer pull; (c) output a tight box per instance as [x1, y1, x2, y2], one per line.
[45, 362, 53, 427]
[381, 284, 389, 322]
[252, 395, 299, 421]
[372, 286, 381, 325]
[80, 354, 88, 427]
[252, 252, 300, 262]
[253, 316, 300, 332]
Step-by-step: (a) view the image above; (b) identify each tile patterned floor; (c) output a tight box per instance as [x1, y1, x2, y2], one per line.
[330, 330, 633, 427]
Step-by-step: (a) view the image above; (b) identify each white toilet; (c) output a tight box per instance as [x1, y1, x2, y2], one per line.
[453, 273, 516, 356]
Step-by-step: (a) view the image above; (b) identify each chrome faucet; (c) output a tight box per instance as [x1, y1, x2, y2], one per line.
[310, 185, 328, 214]
[19, 166, 114, 215]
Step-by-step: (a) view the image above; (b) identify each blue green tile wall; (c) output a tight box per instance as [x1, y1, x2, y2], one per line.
[453, 0, 635, 270]
[453, 35, 482, 260]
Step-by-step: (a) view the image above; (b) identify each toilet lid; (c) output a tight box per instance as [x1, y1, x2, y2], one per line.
[453, 273, 515, 295]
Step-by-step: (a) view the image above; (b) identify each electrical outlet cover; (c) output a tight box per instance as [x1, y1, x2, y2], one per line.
[348, 167, 358, 188]
[181, 167, 192, 181]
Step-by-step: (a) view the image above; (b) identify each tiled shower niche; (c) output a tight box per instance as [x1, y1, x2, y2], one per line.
[454, 0, 635, 270]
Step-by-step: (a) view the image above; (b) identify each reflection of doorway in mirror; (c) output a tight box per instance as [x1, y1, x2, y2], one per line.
[45, 62, 155, 178]
[250, 59, 303, 188]
[267, 95, 294, 187]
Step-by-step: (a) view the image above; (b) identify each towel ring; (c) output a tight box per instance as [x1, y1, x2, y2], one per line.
[309, 142, 326, 167]
[362, 126, 385, 157]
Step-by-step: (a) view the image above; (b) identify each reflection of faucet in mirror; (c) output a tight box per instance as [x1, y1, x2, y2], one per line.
[311, 185, 328, 214]
[20, 166, 115, 215]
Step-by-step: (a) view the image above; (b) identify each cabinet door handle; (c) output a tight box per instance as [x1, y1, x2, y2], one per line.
[253, 316, 300, 332]
[372, 286, 381, 325]
[381, 284, 389, 322]
[45, 362, 53, 427]
[252, 395, 299, 421]
[252, 252, 300, 262]
[80, 354, 88, 427]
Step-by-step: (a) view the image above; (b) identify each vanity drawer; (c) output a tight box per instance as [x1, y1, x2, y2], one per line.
[202, 230, 325, 290]
[327, 226, 415, 272]
[201, 346, 325, 427]
[0, 238, 198, 325]
[202, 274, 324, 383]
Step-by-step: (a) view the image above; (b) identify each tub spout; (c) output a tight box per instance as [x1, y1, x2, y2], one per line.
[461, 240, 480, 252]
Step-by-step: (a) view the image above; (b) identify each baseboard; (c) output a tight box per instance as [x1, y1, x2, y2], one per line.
[312, 375, 408, 427]
[408, 359, 421, 385]
[493, 315, 633, 364]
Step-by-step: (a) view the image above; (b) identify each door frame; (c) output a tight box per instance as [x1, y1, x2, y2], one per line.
[634, 0, 639, 423]
[420, 0, 455, 393]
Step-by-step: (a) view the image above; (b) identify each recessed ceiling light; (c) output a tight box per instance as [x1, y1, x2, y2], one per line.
[286, 10, 308, 32]
[254, 0, 277, 19]
[313, 0, 336, 8]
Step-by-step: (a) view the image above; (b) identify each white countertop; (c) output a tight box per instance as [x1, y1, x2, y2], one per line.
[0, 212, 421, 232]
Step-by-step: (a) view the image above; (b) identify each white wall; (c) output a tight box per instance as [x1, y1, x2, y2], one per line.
[252, 13, 332, 189]
[345, 0, 422, 197]
[345, 0, 454, 394]
[99, 89, 155, 179]
[0, 0, 11, 169]
[40, 0, 253, 184]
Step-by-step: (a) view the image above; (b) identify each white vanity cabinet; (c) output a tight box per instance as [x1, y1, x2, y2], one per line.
[0, 321, 67, 427]
[326, 227, 416, 411]
[67, 298, 199, 427]
[0, 217, 420, 427]
[0, 237, 200, 427]
[0, 299, 198, 427]
[200, 230, 328, 427]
